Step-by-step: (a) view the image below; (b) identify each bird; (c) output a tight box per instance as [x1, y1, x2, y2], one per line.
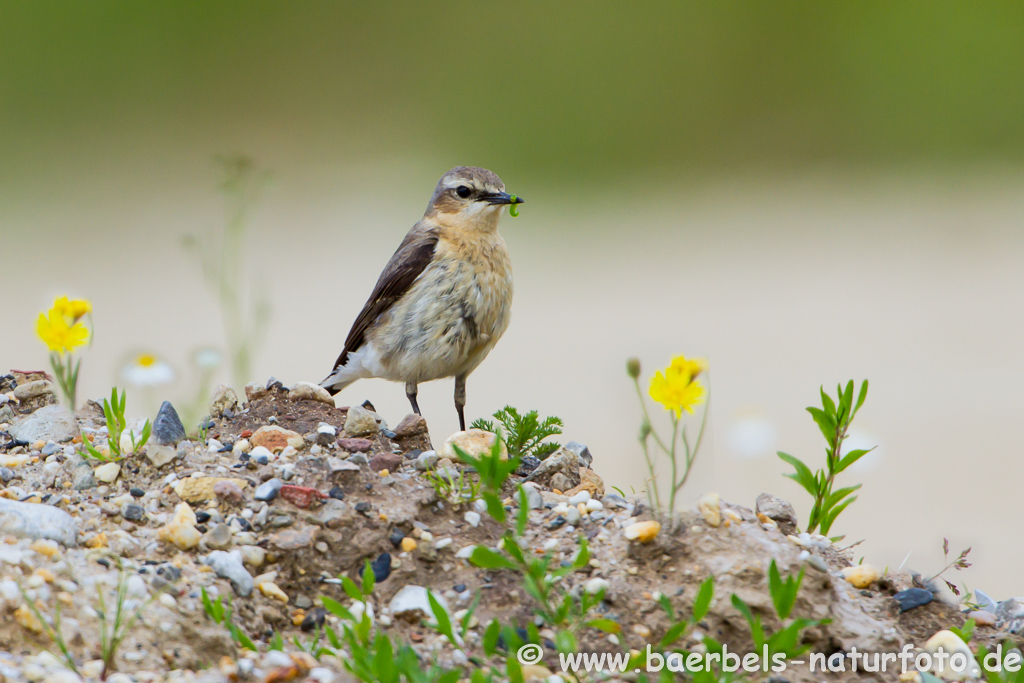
[320, 166, 522, 431]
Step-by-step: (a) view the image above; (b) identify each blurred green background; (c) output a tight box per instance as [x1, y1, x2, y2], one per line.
[3, 2, 1024, 596]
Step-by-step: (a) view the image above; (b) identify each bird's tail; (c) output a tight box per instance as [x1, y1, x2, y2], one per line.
[320, 354, 372, 396]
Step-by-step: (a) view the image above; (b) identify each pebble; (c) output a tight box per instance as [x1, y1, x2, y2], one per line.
[841, 564, 880, 589]
[145, 444, 177, 468]
[13, 379, 55, 401]
[567, 490, 591, 505]
[93, 462, 120, 483]
[240, 545, 266, 568]
[209, 385, 241, 418]
[213, 479, 246, 504]
[251, 426, 303, 453]
[414, 450, 439, 471]
[371, 553, 392, 582]
[0, 467, 14, 483]
[389, 585, 447, 620]
[565, 508, 581, 526]
[923, 630, 980, 680]
[258, 581, 289, 602]
[254, 478, 284, 501]
[585, 578, 610, 595]
[338, 437, 374, 453]
[893, 587, 934, 612]
[697, 492, 722, 527]
[343, 406, 380, 437]
[464, 511, 481, 527]
[401, 537, 418, 552]
[755, 493, 799, 534]
[441, 429, 507, 460]
[968, 609, 997, 627]
[288, 382, 335, 405]
[121, 504, 146, 522]
[623, 520, 661, 543]
[585, 499, 603, 512]
[9, 405, 79, 443]
[564, 441, 593, 467]
[152, 401, 187, 446]
[520, 482, 543, 510]
[204, 550, 254, 596]
[516, 455, 541, 475]
[129, 487, 145, 498]
[0, 498, 78, 546]
[157, 502, 201, 550]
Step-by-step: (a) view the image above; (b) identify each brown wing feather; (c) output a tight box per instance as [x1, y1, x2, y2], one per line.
[331, 226, 439, 374]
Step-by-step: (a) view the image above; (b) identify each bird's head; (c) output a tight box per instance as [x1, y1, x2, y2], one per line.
[424, 166, 523, 231]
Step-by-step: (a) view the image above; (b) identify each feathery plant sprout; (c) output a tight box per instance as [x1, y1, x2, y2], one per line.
[35, 296, 92, 408]
[470, 406, 563, 460]
[183, 155, 271, 390]
[628, 355, 709, 520]
[777, 380, 871, 539]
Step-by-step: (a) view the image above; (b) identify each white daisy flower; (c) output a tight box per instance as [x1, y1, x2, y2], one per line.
[121, 353, 175, 387]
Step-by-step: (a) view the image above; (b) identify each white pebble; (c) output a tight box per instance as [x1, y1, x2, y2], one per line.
[463, 511, 481, 527]
[585, 578, 610, 595]
[567, 491, 591, 505]
[585, 499, 603, 512]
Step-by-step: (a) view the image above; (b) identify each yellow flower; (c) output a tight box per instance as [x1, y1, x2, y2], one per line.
[52, 296, 92, 322]
[649, 355, 707, 417]
[36, 309, 90, 353]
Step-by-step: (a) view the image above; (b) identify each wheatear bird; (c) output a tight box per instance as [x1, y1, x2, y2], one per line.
[320, 166, 522, 431]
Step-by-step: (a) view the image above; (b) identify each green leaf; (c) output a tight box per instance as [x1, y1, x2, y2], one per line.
[483, 492, 506, 525]
[373, 633, 397, 683]
[819, 495, 857, 535]
[573, 536, 591, 568]
[361, 560, 376, 597]
[819, 386, 836, 417]
[835, 448, 873, 473]
[806, 406, 837, 445]
[341, 575, 363, 602]
[660, 620, 689, 647]
[692, 576, 714, 622]
[428, 591, 456, 644]
[777, 452, 817, 496]
[321, 595, 355, 622]
[483, 620, 501, 656]
[854, 379, 869, 416]
[586, 618, 621, 634]
[515, 487, 529, 538]
[468, 546, 517, 570]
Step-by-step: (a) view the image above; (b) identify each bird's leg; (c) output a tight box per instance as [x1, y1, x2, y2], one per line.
[405, 382, 421, 416]
[454, 374, 467, 431]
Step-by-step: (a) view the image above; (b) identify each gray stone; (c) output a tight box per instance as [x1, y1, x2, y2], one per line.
[348, 453, 369, 466]
[254, 478, 283, 501]
[564, 441, 593, 467]
[203, 550, 253, 596]
[13, 380, 55, 401]
[520, 482, 543, 510]
[9, 405, 79, 443]
[202, 523, 233, 550]
[0, 405, 15, 424]
[0, 498, 77, 545]
[121, 503, 146, 522]
[152, 401, 187, 446]
[755, 493, 799, 534]
[414, 450, 439, 471]
[343, 406, 379, 438]
[974, 589, 999, 614]
[41, 442, 59, 456]
[316, 499, 349, 527]
[524, 446, 581, 488]
[328, 457, 360, 474]
[0, 468, 14, 483]
[146, 444, 178, 468]
[72, 465, 97, 491]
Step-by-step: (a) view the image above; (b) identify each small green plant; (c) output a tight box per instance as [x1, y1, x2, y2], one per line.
[777, 380, 871, 539]
[469, 532, 598, 653]
[928, 538, 973, 596]
[451, 434, 521, 524]
[627, 355, 709, 520]
[17, 585, 79, 675]
[201, 587, 257, 652]
[82, 388, 151, 462]
[320, 561, 466, 683]
[424, 465, 480, 508]
[731, 560, 825, 663]
[94, 568, 163, 679]
[471, 406, 563, 460]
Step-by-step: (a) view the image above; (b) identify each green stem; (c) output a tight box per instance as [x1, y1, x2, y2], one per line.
[667, 414, 680, 515]
[632, 377, 673, 455]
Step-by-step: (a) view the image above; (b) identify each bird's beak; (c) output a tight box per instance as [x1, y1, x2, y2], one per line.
[482, 191, 524, 206]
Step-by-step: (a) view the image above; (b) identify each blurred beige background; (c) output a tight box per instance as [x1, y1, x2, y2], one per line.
[3, 2, 1023, 597]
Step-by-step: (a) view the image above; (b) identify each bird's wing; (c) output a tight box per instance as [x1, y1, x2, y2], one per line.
[332, 225, 440, 371]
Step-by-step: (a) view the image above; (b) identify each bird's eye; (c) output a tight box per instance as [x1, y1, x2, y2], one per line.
[456, 185, 472, 199]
